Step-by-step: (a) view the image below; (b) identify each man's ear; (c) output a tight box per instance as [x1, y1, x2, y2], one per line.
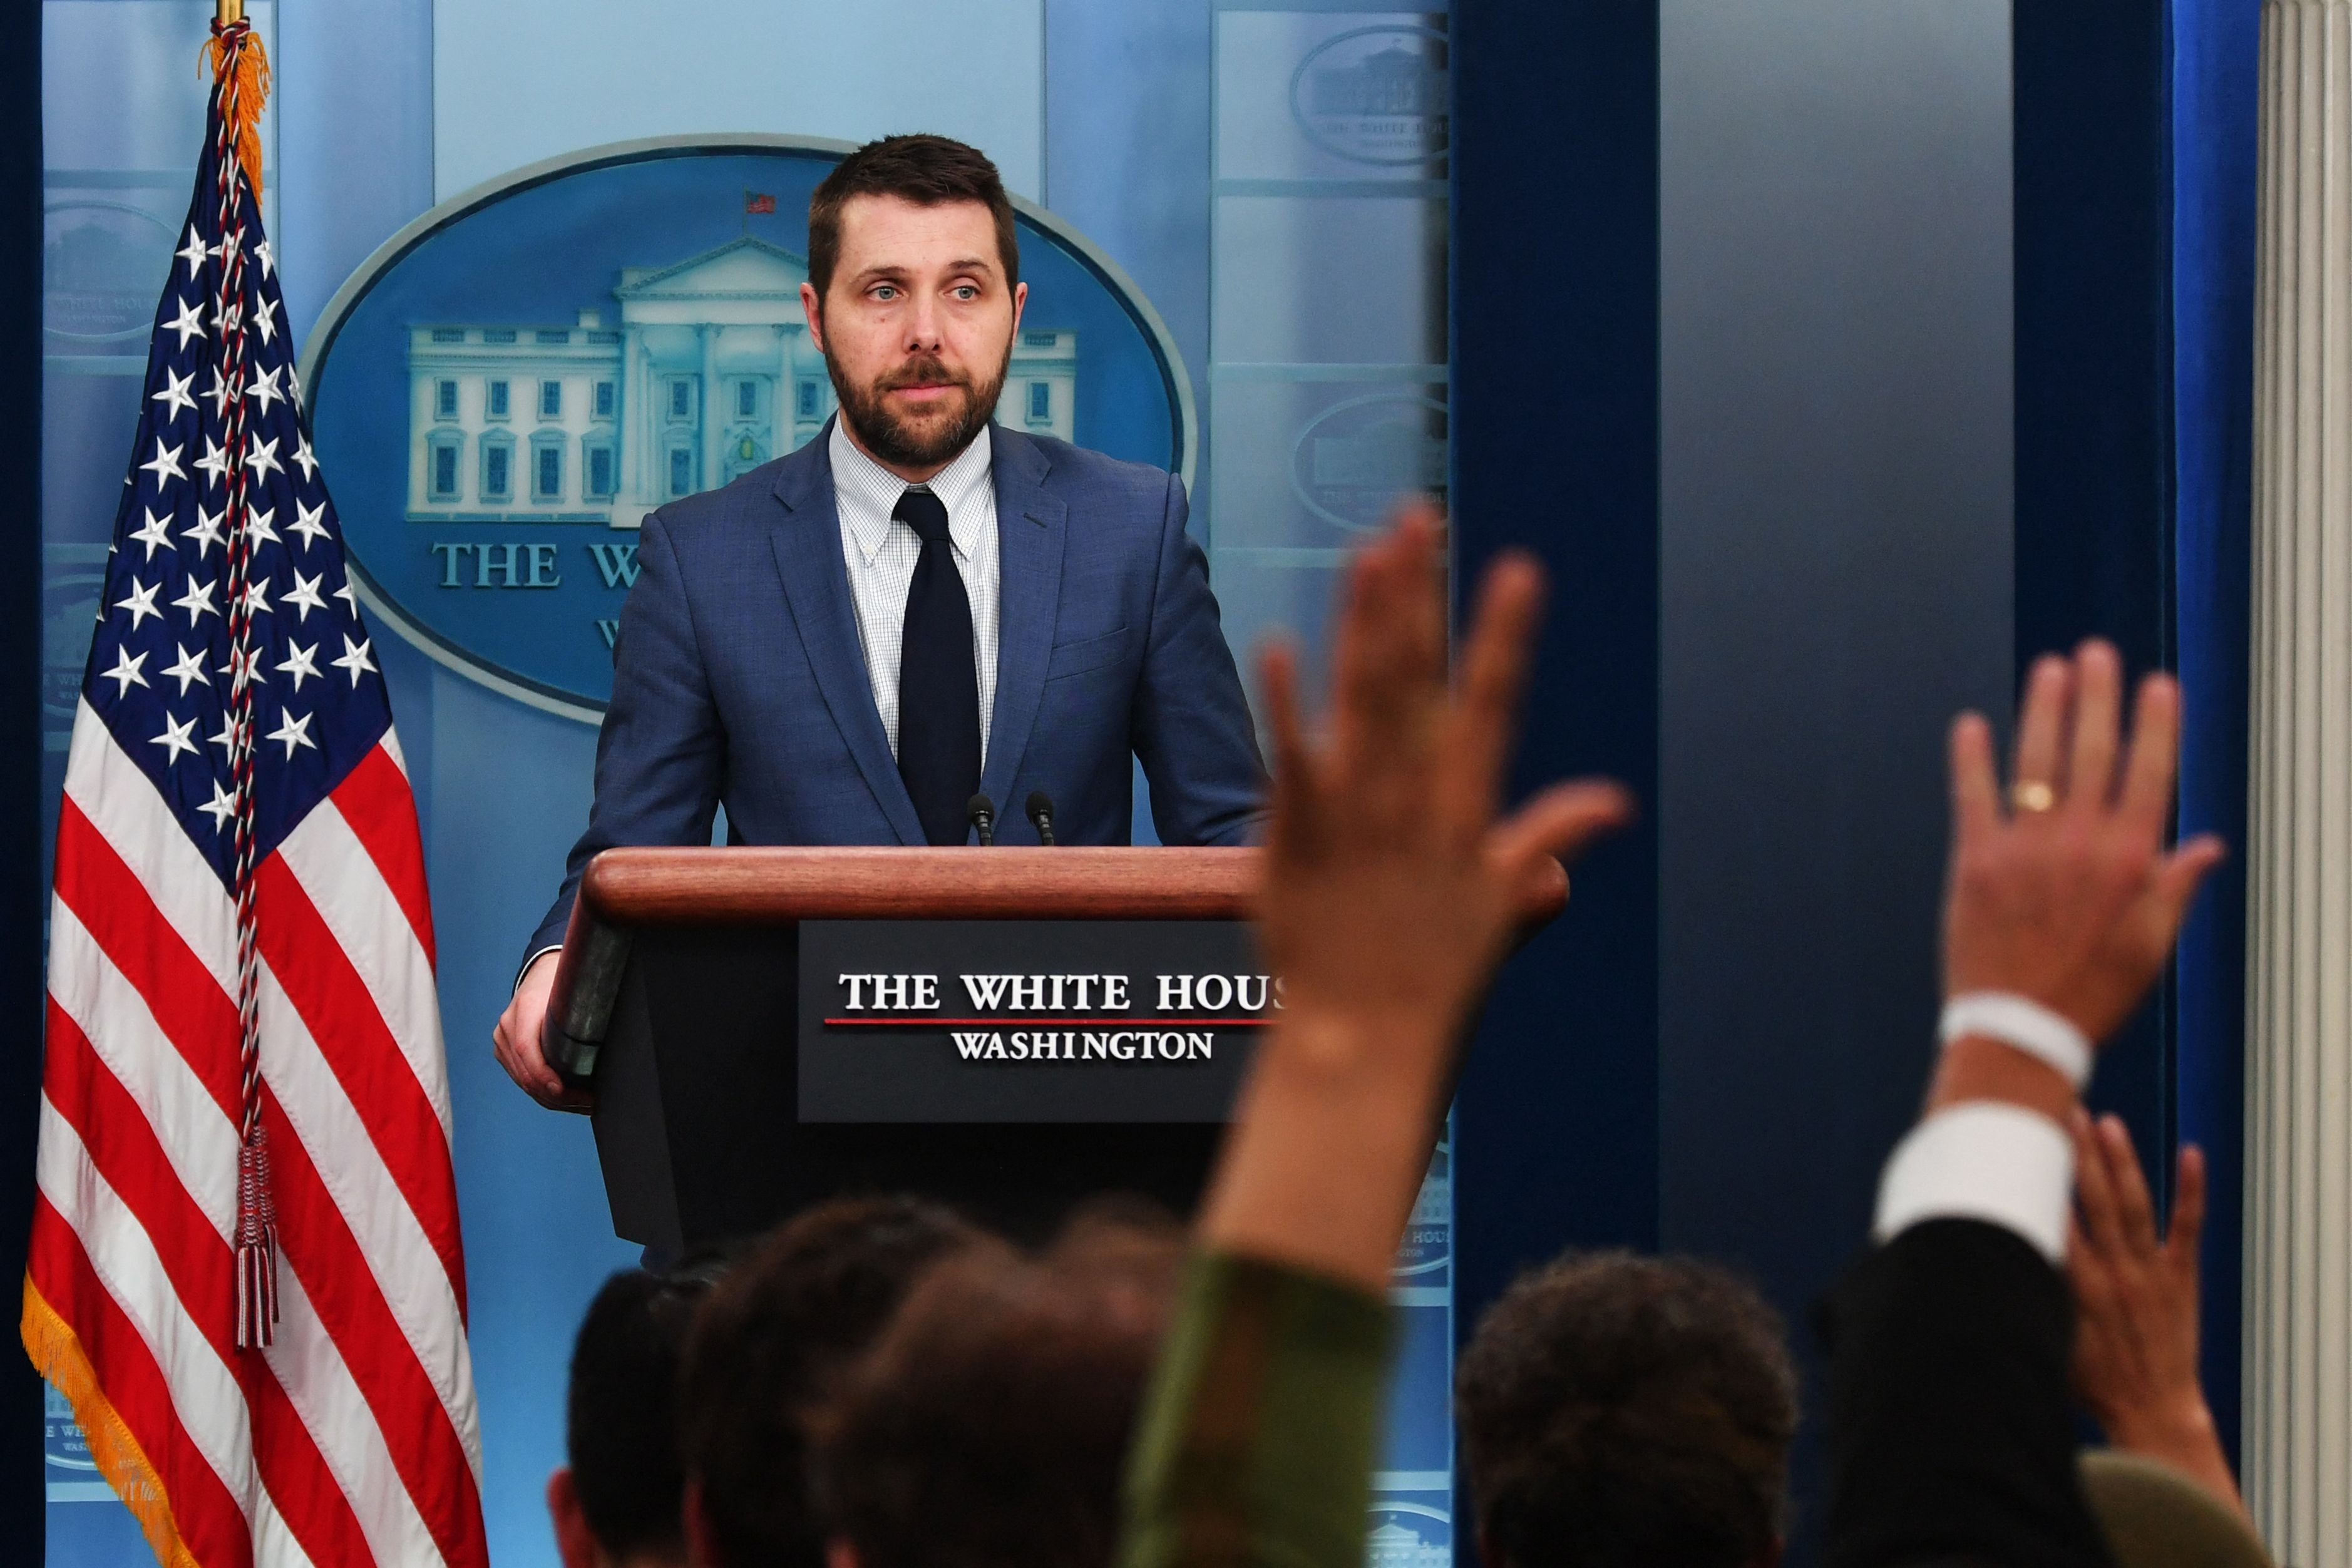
[546, 1467, 604, 1568]
[801, 282, 826, 351]
[1009, 279, 1027, 336]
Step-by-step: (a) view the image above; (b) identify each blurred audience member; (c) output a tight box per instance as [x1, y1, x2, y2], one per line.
[679, 1197, 978, 1568]
[2067, 1112, 2249, 1525]
[1458, 1253, 1797, 1568]
[550, 1266, 718, 1568]
[818, 1204, 1183, 1568]
[1817, 642, 2222, 1568]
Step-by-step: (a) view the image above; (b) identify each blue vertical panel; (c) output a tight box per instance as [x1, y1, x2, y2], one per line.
[1, 5, 42, 1560]
[1451, 0, 1658, 1558]
[1659, 4, 2015, 1557]
[2170, 0, 2259, 1468]
[38, 6, 274, 1559]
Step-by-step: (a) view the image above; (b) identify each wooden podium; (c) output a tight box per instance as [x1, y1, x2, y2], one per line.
[540, 846, 1261, 1250]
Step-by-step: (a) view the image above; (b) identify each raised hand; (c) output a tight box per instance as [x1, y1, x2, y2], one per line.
[2068, 1111, 2247, 1520]
[1254, 501, 1631, 1067]
[1203, 503, 1630, 1291]
[1941, 642, 2224, 1040]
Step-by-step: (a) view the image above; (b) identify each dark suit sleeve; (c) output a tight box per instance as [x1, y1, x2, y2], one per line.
[1131, 473, 1268, 848]
[1818, 1218, 2114, 1568]
[524, 508, 724, 961]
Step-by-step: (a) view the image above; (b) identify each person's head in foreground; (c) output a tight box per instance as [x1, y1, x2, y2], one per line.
[549, 1266, 718, 1568]
[678, 1196, 981, 1568]
[803, 133, 1023, 479]
[1457, 1252, 1798, 1568]
[815, 1203, 1184, 1568]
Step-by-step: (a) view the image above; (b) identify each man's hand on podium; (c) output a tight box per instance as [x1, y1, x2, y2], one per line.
[495, 950, 567, 1107]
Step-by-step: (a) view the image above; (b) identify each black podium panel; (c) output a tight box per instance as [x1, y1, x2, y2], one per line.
[588, 925, 1228, 1251]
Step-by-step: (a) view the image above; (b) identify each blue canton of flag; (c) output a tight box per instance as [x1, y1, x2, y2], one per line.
[90, 103, 384, 890]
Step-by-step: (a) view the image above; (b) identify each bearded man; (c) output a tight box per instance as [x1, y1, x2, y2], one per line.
[495, 135, 1265, 1104]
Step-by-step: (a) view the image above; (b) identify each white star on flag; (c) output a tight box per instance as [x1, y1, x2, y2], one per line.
[206, 712, 244, 759]
[196, 778, 237, 832]
[255, 298, 278, 347]
[282, 570, 327, 622]
[265, 709, 317, 759]
[100, 646, 148, 697]
[184, 503, 227, 558]
[242, 505, 279, 547]
[115, 578, 163, 631]
[151, 367, 196, 423]
[245, 433, 283, 483]
[194, 436, 230, 489]
[127, 510, 175, 560]
[175, 226, 208, 278]
[247, 364, 284, 416]
[223, 642, 265, 696]
[163, 295, 205, 349]
[172, 576, 218, 625]
[139, 438, 185, 487]
[162, 643, 210, 695]
[288, 500, 329, 550]
[238, 576, 273, 617]
[203, 366, 236, 421]
[254, 237, 273, 279]
[292, 433, 317, 483]
[333, 580, 357, 612]
[275, 641, 321, 692]
[148, 712, 200, 766]
[332, 633, 377, 687]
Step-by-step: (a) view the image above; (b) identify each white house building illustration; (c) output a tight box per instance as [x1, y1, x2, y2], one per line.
[405, 237, 1079, 530]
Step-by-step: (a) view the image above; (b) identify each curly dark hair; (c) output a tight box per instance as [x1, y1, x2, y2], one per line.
[1456, 1251, 1799, 1568]
[813, 1204, 1183, 1568]
[676, 1197, 981, 1568]
[808, 134, 1019, 301]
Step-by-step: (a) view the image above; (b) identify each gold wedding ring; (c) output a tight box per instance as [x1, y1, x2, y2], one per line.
[2011, 779, 2057, 814]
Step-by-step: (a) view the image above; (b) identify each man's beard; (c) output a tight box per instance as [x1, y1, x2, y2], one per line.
[824, 340, 1010, 470]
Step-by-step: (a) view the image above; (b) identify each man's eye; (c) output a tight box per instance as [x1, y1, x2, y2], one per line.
[871, 284, 899, 301]
[952, 285, 978, 301]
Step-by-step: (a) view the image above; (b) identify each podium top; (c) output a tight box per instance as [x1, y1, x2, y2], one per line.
[579, 845, 1261, 925]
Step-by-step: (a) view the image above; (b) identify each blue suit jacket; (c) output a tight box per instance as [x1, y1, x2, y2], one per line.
[529, 423, 1266, 958]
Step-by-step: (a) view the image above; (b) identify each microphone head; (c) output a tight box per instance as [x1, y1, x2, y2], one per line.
[965, 793, 997, 824]
[1024, 791, 1055, 822]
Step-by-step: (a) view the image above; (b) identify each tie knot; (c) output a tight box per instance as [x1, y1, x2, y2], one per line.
[893, 487, 952, 545]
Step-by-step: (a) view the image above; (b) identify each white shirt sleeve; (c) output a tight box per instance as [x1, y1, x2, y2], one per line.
[1871, 1101, 2075, 1264]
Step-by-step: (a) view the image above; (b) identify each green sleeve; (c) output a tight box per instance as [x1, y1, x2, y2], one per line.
[1119, 1249, 1397, 1568]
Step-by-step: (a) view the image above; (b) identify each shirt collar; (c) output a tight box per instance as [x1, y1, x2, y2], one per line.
[829, 418, 994, 567]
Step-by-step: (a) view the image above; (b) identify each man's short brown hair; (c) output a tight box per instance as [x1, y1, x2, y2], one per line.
[813, 1204, 1182, 1568]
[677, 1197, 980, 1568]
[1457, 1251, 1799, 1568]
[807, 134, 1020, 301]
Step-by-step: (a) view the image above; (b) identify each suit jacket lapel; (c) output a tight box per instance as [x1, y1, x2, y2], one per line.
[768, 432, 925, 845]
[979, 425, 1066, 810]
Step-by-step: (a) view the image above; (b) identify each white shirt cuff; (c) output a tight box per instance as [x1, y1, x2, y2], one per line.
[1872, 1102, 2074, 1264]
[516, 945, 562, 996]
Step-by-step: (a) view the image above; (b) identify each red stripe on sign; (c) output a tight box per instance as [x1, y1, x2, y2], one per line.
[27, 1192, 256, 1568]
[44, 1004, 379, 1567]
[53, 797, 242, 1122]
[329, 745, 438, 969]
[253, 854, 467, 1310]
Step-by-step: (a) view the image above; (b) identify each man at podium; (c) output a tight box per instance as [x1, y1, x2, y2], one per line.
[493, 135, 1265, 1105]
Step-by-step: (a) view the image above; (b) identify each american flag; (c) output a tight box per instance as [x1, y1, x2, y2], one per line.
[21, 21, 488, 1567]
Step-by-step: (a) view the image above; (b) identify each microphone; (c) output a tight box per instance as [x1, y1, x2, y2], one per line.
[1025, 791, 1057, 846]
[965, 793, 997, 847]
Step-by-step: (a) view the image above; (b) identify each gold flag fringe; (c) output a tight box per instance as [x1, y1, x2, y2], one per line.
[22, 1276, 202, 1568]
[202, 24, 271, 203]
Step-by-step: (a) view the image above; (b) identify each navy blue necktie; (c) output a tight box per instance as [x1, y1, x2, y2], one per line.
[894, 486, 981, 846]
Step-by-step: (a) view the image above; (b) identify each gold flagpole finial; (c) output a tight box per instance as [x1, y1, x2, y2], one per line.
[216, 0, 244, 25]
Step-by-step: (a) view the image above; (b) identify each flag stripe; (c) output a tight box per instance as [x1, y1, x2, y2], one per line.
[322, 744, 436, 967]
[257, 966, 479, 1462]
[42, 1004, 377, 1568]
[252, 856, 466, 1299]
[279, 793, 452, 1139]
[31, 1169, 256, 1568]
[259, 1086, 490, 1568]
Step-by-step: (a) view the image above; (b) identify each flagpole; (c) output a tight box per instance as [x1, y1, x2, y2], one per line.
[216, 0, 242, 22]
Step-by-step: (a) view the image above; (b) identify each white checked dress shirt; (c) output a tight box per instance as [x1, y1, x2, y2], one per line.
[828, 418, 1002, 769]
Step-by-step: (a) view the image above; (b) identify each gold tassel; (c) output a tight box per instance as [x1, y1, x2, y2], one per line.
[202, 24, 272, 203]
[22, 1277, 202, 1568]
